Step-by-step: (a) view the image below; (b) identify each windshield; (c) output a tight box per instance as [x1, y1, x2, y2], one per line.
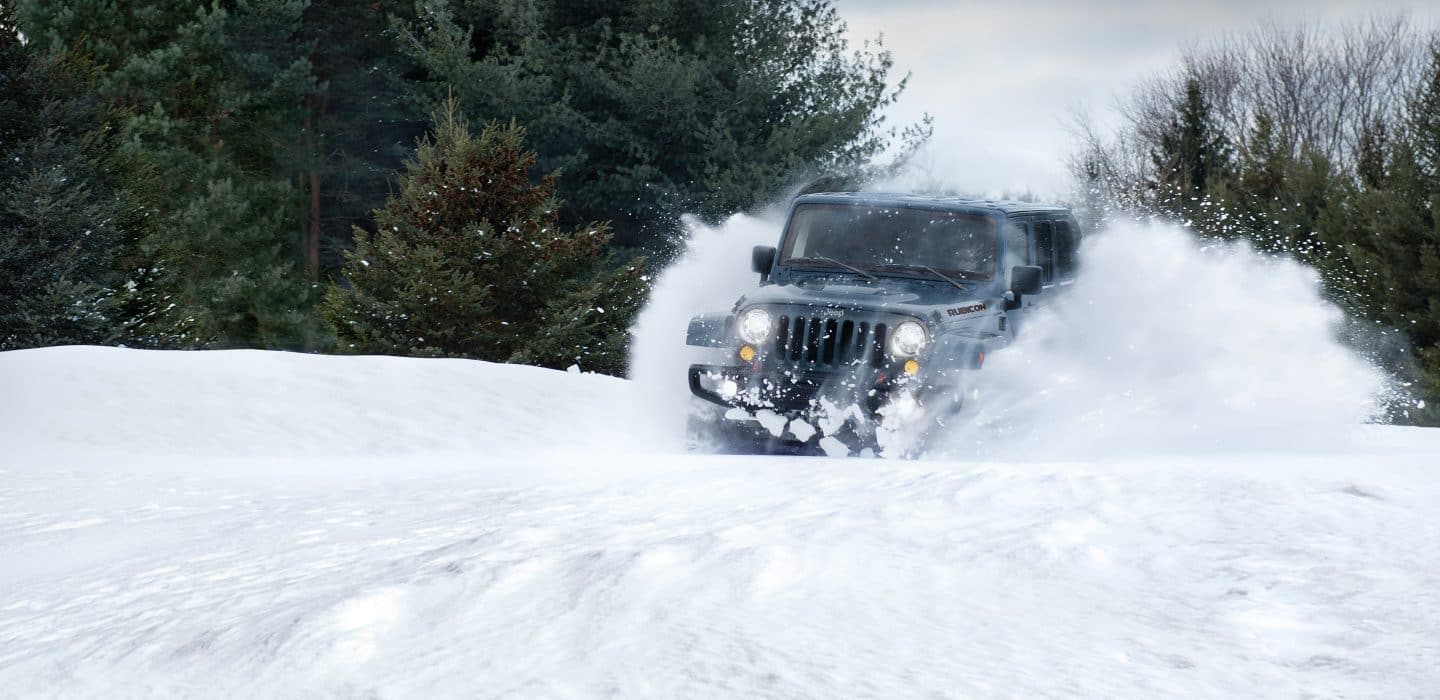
[779, 204, 998, 280]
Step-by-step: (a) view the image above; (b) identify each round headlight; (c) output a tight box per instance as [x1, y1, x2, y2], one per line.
[737, 308, 773, 344]
[889, 320, 928, 358]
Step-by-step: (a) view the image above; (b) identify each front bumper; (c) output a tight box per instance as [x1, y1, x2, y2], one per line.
[687, 361, 942, 455]
[688, 362, 911, 417]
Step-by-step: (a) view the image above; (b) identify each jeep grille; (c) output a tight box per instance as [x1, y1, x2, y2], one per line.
[774, 315, 887, 369]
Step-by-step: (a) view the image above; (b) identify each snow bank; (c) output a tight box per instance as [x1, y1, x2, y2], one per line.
[0, 346, 636, 461]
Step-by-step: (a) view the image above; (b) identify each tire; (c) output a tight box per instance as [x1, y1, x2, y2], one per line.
[685, 398, 811, 455]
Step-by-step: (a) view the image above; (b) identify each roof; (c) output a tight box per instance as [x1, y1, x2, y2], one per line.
[794, 191, 1069, 216]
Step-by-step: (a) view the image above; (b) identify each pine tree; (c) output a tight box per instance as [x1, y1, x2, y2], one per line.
[1149, 77, 1234, 224]
[1320, 46, 1440, 423]
[1356, 118, 1389, 190]
[396, 0, 928, 252]
[322, 101, 647, 375]
[15, 0, 323, 349]
[1399, 45, 1440, 420]
[0, 8, 157, 349]
[1241, 111, 1287, 200]
[1412, 44, 1440, 194]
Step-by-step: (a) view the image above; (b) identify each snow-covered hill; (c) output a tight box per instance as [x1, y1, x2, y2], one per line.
[3, 346, 1439, 698]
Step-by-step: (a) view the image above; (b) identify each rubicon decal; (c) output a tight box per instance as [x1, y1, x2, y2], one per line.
[946, 303, 987, 317]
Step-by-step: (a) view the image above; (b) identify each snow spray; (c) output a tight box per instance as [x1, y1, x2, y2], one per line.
[630, 213, 1390, 459]
[628, 212, 786, 450]
[927, 220, 1390, 460]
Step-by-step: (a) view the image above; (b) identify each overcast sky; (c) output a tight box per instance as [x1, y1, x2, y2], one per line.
[835, 0, 1440, 198]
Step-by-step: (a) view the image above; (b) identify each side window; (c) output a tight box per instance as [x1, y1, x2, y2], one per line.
[1055, 221, 1075, 282]
[1005, 221, 1029, 271]
[1034, 221, 1055, 285]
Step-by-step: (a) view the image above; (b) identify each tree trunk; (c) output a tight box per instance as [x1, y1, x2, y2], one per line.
[302, 95, 321, 278]
[307, 169, 321, 277]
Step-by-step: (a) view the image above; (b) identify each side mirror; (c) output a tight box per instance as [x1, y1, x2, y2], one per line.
[1006, 265, 1043, 310]
[752, 245, 777, 281]
[1010, 265, 1042, 294]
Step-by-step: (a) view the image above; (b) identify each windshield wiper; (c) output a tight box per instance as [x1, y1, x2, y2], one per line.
[919, 265, 968, 291]
[791, 256, 879, 282]
[874, 263, 980, 288]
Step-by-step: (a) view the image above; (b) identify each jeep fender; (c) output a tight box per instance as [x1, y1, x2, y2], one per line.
[686, 312, 734, 347]
[928, 324, 999, 370]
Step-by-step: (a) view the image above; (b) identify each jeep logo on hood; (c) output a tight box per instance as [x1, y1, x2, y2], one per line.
[820, 308, 845, 319]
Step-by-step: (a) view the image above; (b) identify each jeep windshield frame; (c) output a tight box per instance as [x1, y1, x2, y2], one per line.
[776, 203, 999, 283]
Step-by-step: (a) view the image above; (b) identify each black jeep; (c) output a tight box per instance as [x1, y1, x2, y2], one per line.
[684, 192, 1081, 455]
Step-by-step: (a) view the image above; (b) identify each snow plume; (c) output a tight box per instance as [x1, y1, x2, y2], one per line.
[629, 212, 785, 449]
[927, 221, 1390, 460]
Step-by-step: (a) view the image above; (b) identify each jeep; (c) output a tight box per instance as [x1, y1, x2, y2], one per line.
[684, 192, 1081, 455]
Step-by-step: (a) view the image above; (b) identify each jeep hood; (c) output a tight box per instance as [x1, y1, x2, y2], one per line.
[736, 278, 971, 313]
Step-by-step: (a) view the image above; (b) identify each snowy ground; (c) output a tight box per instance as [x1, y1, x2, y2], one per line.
[3, 346, 1439, 698]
